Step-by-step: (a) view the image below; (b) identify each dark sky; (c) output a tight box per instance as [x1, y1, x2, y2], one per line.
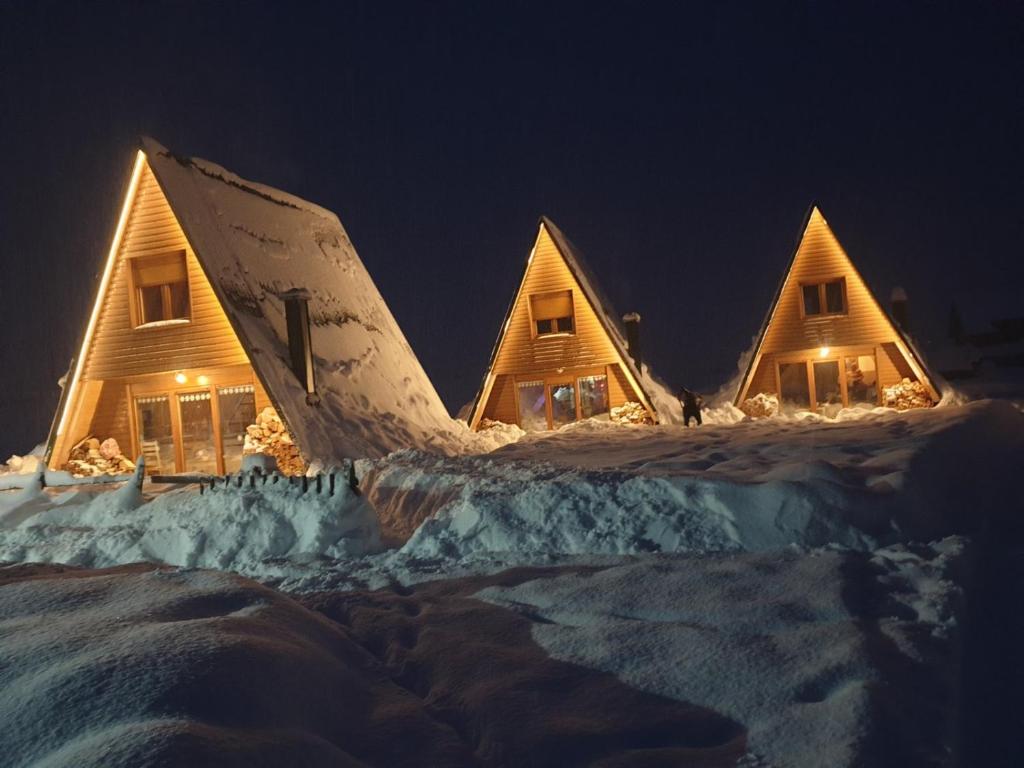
[1, 1, 1021, 456]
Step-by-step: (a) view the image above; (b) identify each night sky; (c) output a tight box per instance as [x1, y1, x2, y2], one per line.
[1, 1, 1021, 456]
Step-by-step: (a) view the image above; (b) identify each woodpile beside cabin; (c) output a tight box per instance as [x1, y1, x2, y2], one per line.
[47, 138, 457, 476]
[467, 217, 657, 431]
[735, 206, 939, 417]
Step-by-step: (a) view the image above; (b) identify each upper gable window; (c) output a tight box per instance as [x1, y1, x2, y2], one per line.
[131, 251, 190, 327]
[530, 290, 574, 337]
[802, 278, 846, 317]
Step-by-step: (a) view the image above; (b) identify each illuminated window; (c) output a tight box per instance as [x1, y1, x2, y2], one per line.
[131, 251, 190, 326]
[802, 279, 845, 317]
[530, 290, 574, 337]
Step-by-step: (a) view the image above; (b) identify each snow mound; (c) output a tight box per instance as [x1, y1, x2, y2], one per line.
[0, 566, 476, 767]
[0, 476, 379, 576]
[479, 537, 968, 767]
[397, 454, 880, 559]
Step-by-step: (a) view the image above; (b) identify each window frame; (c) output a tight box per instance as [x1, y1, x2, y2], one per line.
[129, 249, 192, 329]
[799, 277, 847, 319]
[528, 289, 576, 339]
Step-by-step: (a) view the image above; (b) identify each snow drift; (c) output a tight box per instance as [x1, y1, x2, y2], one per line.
[0, 476, 379, 577]
[385, 399, 1023, 561]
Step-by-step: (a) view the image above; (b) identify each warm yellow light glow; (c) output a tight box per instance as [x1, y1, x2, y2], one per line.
[57, 151, 147, 439]
[175, 372, 188, 384]
[197, 375, 209, 386]
[819, 346, 830, 358]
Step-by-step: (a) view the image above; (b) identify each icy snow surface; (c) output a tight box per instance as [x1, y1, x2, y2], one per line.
[481, 537, 967, 767]
[0, 400, 1017, 766]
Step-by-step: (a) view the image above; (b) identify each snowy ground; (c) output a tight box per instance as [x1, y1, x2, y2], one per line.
[1, 397, 1021, 766]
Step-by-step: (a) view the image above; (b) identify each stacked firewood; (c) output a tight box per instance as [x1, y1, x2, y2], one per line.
[883, 378, 933, 410]
[65, 437, 136, 476]
[244, 407, 305, 475]
[610, 401, 654, 425]
[739, 393, 778, 419]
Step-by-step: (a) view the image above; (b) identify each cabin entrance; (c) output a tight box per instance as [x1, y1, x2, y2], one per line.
[131, 372, 257, 475]
[776, 349, 880, 415]
[514, 371, 611, 431]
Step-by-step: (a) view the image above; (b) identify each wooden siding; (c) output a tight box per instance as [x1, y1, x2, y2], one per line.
[492, 226, 624, 377]
[748, 355, 777, 397]
[608, 363, 635, 408]
[88, 381, 131, 452]
[483, 374, 517, 424]
[880, 342, 913, 384]
[82, 160, 249, 381]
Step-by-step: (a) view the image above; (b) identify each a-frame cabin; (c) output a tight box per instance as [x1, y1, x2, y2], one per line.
[47, 138, 457, 474]
[468, 217, 657, 431]
[735, 206, 939, 416]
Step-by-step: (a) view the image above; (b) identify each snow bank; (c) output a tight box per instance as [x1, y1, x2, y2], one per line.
[0, 476, 379, 577]
[479, 537, 968, 767]
[391, 400, 1022, 561]
[2, 401, 1017, 588]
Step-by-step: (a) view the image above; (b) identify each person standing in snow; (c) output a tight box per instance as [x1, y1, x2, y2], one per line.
[678, 387, 704, 427]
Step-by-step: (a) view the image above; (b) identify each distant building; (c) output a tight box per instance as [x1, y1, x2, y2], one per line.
[467, 217, 657, 431]
[734, 206, 939, 416]
[47, 138, 455, 475]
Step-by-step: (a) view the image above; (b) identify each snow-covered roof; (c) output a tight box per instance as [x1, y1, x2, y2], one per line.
[143, 138, 459, 460]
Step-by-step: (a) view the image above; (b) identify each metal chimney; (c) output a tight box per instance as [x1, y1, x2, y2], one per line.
[890, 286, 909, 332]
[622, 312, 642, 373]
[281, 288, 318, 404]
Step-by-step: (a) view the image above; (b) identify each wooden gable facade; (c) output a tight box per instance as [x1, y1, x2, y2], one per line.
[735, 206, 939, 415]
[468, 218, 655, 431]
[49, 151, 273, 475]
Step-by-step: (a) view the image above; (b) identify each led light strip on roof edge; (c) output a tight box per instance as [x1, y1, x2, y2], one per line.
[56, 150, 146, 439]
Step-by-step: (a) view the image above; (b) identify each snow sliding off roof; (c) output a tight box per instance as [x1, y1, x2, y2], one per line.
[142, 138, 458, 460]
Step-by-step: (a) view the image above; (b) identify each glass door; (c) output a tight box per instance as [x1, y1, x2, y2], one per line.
[577, 375, 609, 419]
[812, 360, 843, 417]
[549, 381, 577, 428]
[778, 361, 811, 414]
[178, 391, 217, 474]
[517, 380, 548, 432]
[844, 354, 879, 407]
[217, 385, 256, 473]
[135, 395, 175, 475]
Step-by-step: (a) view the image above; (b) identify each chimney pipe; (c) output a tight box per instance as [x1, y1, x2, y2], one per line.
[622, 312, 642, 373]
[890, 286, 909, 332]
[281, 288, 318, 404]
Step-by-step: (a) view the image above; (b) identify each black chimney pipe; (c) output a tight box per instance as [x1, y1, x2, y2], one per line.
[890, 287, 909, 332]
[281, 288, 318, 404]
[622, 312, 642, 374]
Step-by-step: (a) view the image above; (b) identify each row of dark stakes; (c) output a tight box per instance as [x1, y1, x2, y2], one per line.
[151, 462, 360, 497]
